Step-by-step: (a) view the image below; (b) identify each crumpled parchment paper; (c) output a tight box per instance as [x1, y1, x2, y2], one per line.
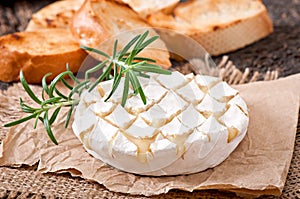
[1, 74, 299, 197]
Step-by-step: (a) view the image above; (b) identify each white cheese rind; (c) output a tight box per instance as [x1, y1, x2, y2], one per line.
[196, 94, 226, 113]
[143, 78, 168, 102]
[126, 117, 157, 138]
[160, 117, 191, 136]
[209, 81, 238, 101]
[195, 75, 220, 88]
[177, 104, 206, 128]
[139, 104, 168, 128]
[219, 104, 249, 132]
[105, 104, 136, 129]
[158, 91, 188, 118]
[176, 79, 205, 104]
[72, 72, 249, 176]
[228, 95, 248, 115]
[155, 71, 188, 89]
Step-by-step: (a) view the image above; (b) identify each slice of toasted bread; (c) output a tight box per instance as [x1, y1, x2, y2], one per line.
[0, 29, 87, 83]
[115, 0, 179, 18]
[26, 0, 84, 31]
[147, 0, 273, 56]
[71, 0, 171, 68]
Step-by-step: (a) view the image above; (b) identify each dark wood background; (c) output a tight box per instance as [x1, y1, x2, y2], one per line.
[0, 0, 300, 78]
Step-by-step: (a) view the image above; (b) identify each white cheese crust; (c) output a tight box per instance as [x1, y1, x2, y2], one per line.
[72, 72, 249, 176]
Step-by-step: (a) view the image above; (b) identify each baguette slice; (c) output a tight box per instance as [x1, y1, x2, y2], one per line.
[0, 29, 87, 83]
[71, 0, 171, 68]
[26, 0, 84, 31]
[115, 0, 179, 18]
[147, 0, 273, 56]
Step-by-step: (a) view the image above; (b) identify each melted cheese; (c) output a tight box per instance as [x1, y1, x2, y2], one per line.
[72, 72, 249, 176]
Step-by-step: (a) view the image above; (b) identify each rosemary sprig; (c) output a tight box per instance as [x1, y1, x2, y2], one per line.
[5, 69, 80, 144]
[4, 31, 171, 144]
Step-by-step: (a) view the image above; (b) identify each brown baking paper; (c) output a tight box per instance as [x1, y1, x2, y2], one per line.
[0, 74, 299, 197]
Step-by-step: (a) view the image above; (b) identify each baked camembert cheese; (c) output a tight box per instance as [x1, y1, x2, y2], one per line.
[72, 71, 249, 176]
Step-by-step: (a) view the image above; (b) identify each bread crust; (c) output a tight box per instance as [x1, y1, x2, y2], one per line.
[147, 0, 273, 56]
[115, 0, 180, 18]
[71, 0, 171, 68]
[26, 0, 84, 31]
[0, 29, 87, 83]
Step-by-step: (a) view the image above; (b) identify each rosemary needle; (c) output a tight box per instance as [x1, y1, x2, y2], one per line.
[5, 31, 171, 144]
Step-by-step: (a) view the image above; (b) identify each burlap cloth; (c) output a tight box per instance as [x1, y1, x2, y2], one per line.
[0, 0, 299, 198]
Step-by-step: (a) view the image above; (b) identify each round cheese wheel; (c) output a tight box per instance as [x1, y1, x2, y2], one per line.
[72, 71, 249, 176]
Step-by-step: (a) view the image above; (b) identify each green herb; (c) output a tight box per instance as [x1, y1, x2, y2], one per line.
[4, 31, 171, 145]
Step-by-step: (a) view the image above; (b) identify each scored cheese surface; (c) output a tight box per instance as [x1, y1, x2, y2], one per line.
[72, 71, 249, 176]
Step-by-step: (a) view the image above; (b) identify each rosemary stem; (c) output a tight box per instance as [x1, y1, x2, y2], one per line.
[39, 99, 79, 112]
[5, 31, 171, 145]
[113, 60, 130, 70]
